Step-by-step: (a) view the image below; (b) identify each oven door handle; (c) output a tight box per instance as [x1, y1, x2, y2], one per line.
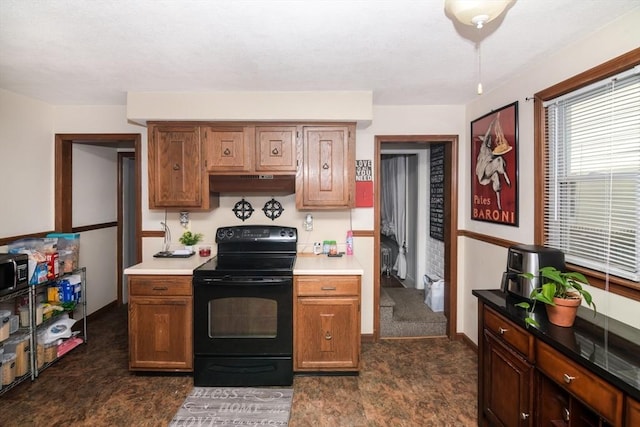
[196, 277, 291, 286]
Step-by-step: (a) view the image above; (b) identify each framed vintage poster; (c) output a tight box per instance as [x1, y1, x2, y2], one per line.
[471, 101, 518, 226]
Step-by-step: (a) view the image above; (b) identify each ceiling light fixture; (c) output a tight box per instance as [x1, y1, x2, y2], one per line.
[444, 0, 513, 95]
[444, 0, 512, 29]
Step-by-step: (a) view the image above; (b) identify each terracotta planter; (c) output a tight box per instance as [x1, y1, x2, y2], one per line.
[545, 297, 581, 327]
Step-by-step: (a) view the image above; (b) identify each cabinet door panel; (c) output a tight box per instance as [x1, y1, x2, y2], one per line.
[298, 125, 354, 209]
[256, 126, 297, 172]
[202, 126, 252, 172]
[148, 125, 202, 208]
[129, 296, 193, 371]
[483, 331, 533, 427]
[294, 297, 359, 370]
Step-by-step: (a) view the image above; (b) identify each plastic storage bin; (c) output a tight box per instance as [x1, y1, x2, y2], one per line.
[0, 309, 11, 342]
[4, 333, 30, 377]
[46, 233, 80, 273]
[2, 352, 16, 385]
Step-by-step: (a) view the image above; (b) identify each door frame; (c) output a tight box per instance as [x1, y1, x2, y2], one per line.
[374, 135, 458, 340]
[55, 134, 142, 306]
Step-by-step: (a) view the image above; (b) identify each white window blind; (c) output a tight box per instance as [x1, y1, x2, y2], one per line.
[544, 67, 640, 282]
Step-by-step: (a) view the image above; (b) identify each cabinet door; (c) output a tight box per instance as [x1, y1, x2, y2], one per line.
[626, 397, 640, 427]
[297, 125, 355, 209]
[148, 125, 203, 208]
[255, 126, 297, 172]
[294, 296, 359, 371]
[202, 126, 253, 172]
[483, 330, 534, 427]
[129, 296, 193, 371]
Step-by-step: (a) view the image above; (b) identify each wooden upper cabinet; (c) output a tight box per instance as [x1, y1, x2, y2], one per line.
[297, 125, 355, 209]
[201, 125, 253, 173]
[148, 124, 204, 209]
[255, 126, 297, 172]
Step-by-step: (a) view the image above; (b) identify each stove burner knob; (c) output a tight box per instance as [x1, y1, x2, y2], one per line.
[288, 231, 294, 237]
[216, 229, 226, 240]
[226, 229, 235, 238]
[280, 229, 286, 237]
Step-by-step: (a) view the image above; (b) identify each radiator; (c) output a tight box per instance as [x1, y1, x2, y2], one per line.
[381, 247, 392, 276]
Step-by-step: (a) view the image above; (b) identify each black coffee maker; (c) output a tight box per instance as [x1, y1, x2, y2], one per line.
[501, 244, 565, 299]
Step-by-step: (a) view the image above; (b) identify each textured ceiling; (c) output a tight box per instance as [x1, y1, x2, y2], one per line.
[1, 0, 638, 106]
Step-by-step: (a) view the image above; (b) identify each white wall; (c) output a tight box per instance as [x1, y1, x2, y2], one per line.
[0, 89, 55, 236]
[460, 9, 640, 341]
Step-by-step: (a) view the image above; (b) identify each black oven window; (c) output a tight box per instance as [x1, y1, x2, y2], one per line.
[209, 297, 277, 338]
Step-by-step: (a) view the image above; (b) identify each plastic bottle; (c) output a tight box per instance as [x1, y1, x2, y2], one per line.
[346, 230, 354, 255]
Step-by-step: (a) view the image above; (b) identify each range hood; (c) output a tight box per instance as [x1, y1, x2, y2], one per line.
[209, 174, 296, 195]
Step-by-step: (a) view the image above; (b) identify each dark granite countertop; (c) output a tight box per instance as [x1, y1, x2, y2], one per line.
[473, 289, 640, 401]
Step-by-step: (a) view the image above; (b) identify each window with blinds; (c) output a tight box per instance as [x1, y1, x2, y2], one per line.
[543, 67, 640, 282]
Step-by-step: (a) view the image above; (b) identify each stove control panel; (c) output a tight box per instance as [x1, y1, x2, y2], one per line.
[215, 225, 297, 243]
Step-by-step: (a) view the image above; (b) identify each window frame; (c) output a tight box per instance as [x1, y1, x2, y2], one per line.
[534, 48, 640, 302]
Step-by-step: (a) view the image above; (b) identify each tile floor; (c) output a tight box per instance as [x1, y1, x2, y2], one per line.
[0, 305, 478, 426]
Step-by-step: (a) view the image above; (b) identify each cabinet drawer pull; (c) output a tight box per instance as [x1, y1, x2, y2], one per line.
[563, 408, 570, 422]
[172, 163, 180, 171]
[223, 148, 231, 156]
[272, 148, 279, 155]
[498, 327, 508, 335]
[520, 413, 530, 420]
[563, 373, 576, 384]
[322, 162, 329, 170]
[152, 286, 169, 291]
[321, 286, 337, 291]
[325, 331, 332, 340]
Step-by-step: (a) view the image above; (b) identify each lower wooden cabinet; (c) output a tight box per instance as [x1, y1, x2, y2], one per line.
[477, 299, 635, 427]
[536, 340, 623, 426]
[483, 330, 534, 426]
[128, 275, 193, 372]
[293, 275, 360, 372]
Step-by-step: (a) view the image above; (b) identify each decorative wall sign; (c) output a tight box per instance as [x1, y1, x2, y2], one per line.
[430, 144, 445, 241]
[471, 101, 519, 226]
[262, 198, 284, 221]
[232, 198, 254, 221]
[355, 159, 374, 207]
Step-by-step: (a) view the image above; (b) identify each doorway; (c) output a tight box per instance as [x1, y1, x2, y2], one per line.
[55, 134, 141, 310]
[373, 135, 458, 340]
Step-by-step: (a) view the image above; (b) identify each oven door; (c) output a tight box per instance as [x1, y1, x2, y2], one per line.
[193, 276, 293, 357]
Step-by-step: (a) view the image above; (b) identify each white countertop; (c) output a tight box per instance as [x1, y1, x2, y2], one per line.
[124, 253, 363, 276]
[292, 254, 364, 275]
[123, 255, 212, 275]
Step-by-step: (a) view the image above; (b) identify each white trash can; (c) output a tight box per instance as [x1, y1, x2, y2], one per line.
[424, 275, 444, 312]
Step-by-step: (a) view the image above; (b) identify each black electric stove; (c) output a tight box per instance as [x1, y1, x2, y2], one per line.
[192, 225, 297, 387]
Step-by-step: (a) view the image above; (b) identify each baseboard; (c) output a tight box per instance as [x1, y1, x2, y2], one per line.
[360, 333, 375, 343]
[456, 332, 478, 353]
[86, 300, 118, 322]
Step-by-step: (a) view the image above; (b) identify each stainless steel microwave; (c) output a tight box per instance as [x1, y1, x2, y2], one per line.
[0, 253, 29, 297]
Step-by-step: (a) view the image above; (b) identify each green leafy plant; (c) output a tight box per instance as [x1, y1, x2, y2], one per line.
[515, 266, 596, 327]
[178, 230, 203, 246]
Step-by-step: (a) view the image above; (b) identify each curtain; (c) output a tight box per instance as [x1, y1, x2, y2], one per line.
[381, 155, 407, 279]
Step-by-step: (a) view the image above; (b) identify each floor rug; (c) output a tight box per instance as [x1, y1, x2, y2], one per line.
[169, 387, 293, 427]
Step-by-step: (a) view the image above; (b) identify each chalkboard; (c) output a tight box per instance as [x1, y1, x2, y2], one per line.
[430, 144, 445, 241]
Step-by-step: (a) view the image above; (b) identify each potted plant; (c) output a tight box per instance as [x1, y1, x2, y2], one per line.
[515, 266, 596, 328]
[178, 230, 203, 252]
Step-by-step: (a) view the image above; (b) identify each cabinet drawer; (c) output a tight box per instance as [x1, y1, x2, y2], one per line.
[536, 340, 623, 426]
[484, 306, 534, 361]
[294, 276, 360, 296]
[129, 276, 192, 296]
